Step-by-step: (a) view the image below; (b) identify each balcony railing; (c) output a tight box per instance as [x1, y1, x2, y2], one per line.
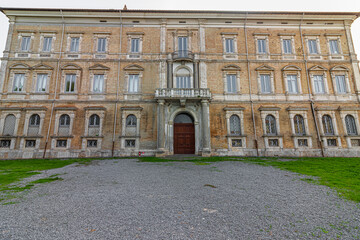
[155, 88, 211, 99]
[172, 51, 194, 61]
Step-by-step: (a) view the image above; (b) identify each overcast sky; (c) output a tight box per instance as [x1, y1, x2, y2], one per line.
[0, 0, 360, 59]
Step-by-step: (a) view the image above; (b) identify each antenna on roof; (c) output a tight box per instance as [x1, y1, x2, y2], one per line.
[123, 4, 127, 10]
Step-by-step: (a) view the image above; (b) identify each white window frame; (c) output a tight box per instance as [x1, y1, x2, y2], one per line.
[224, 108, 246, 149]
[260, 107, 283, 149]
[127, 32, 144, 59]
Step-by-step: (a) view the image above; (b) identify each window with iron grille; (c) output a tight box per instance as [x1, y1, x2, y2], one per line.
[56, 140, 67, 148]
[294, 115, 306, 136]
[231, 139, 242, 147]
[345, 115, 358, 136]
[87, 140, 98, 148]
[3, 114, 16, 136]
[229, 115, 241, 135]
[28, 114, 40, 135]
[0, 140, 11, 148]
[25, 140, 36, 148]
[125, 139, 136, 148]
[265, 115, 277, 135]
[268, 139, 279, 147]
[298, 139, 308, 147]
[322, 115, 334, 135]
[126, 115, 137, 127]
[327, 139, 337, 147]
[58, 114, 70, 135]
[351, 139, 360, 147]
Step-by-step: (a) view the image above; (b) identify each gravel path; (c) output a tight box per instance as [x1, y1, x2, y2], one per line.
[0, 159, 359, 239]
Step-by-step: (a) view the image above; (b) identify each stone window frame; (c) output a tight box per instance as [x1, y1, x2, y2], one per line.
[20, 108, 46, 150]
[316, 108, 341, 148]
[39, 31, 57, 53]
[7, 63, 31, 94]
[16, 31, 35, 53]
[329, 65, 351, 95]
[88, 64, 109, 95]
[126, 32, 144, 59]
[308, 65, 329, 95]
[123, 64, 144, 99]
[51, 107, 77, 149]
[282, 65, 302, 95]
[65, 32, 84, 57]
[172, 30, 193, 52]
[173, 64, 193, 88]
[31, 64, 53, 94]
[81, 107, 106, 151]
[287, 107, 313, 149]
[120, 107, 143, 150]
[325, 34, 344, 60]
[93, 32, 111, 58]
[254, 33, 270, 60]
[0, 108, 22, 150]
[60, 64, 82, 95]
[304, 35, 322, 60]
[221, 32, 238, 60]
[259, 107, 283, 149]
[221, 65, 241, 95]
[278, 33, 296, 60]
[339, 108, 360, 148]
[224, 107, 246, 149]
[255, 65, 275, 95]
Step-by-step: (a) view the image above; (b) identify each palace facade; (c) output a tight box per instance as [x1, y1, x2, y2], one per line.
[0, 8, 360, 159]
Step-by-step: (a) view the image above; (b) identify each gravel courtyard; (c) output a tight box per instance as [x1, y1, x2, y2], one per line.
[1, 159, 359, 239]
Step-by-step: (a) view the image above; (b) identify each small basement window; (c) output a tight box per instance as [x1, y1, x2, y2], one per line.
[56, 140, 67, 148]
[87, 140, 98, 148]
[0, 140, 11, 148]
[25, 140, 36, 148]
[125, 139, 136, 148]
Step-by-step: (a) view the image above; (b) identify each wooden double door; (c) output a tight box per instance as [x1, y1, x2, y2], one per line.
[174, 123, 195, 154]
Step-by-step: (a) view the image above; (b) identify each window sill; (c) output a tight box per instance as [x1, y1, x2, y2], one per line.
[50, 135, 74, 138]
[20, 135, 44, 138]
[81, 135, 104, 138]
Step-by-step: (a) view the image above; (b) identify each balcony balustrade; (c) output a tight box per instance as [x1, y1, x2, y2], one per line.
[155, 88, 211, 100]
[172, 51, 194, 61]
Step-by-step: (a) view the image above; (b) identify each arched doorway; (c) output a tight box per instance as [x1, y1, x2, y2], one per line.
[174, 113, 195, 154]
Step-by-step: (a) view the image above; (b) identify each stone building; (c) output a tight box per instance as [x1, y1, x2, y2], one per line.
[0, 8, 360, 159]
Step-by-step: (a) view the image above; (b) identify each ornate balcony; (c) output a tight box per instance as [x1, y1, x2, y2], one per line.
[172, 51, 194, 61]
[155, 88, 211, 100]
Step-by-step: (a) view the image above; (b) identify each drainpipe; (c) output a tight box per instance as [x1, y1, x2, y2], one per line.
[43, 9, 65, 158]
[299, 13, 325, 157]
[244, 12, 259, 156]
[111, 10, 123, 156]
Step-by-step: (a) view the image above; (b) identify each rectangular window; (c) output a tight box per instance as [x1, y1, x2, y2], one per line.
[351, 139, 360, 147]
[327, 139, 337, 147]
[335, 75, 346, 94]
[226, 74, 237, 93]
[260, 74, 271, 93]
[308, 39, 318, 54]
[70, 37, 80, 52]
[13, 73, 25, 92]
[25, 140, 36, 148]
[125, 139, 136, 148]
[268, 139, 279, 147]
[257, 39, 267, 54]
[176, 76, 191, 88]
[298, 139, 308, 147]
[0, 140, 11, 148]
[329, 40, 340, 54]
[21, 36, 31, 51]
[283, 39, 292, 54]
[178, 37, 188, 56]
[36, 74, 48, 92]
[56, 140, 67, 148]
[97, 38, 107, 53]
[313, 75, 325, 93]
[225, 39, 234, 53]
[42, 37, 52, 52]
[128, 74, 139, 93]
[131, 38, 140, 53]
[231, 139, 242, 147]
[93, 74, 104, 93]
[87, 140, 98, 148]
[287, 75, 298, 94]
[65, 74, 76, 93]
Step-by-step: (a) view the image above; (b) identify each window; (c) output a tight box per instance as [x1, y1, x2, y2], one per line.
[125, 139, 136, 148]
[36, 74, 47, 92]
[3, 114, 16, 136]
[70, 37, 80, 52]
[308, 39, 318, 54]
[13, 73, 25, 92]
[126, 115, 137, 127]
[97, 38, 107, 53]
[265, 115, 277, 135]
[268, 139, 279, 147]
[128, 74, 139, 93]
[225, 38, 234, 53]
[345, 115, 358, 136]
[87, 140, 98, 147]
[329, 40, 340, 54]
[131, 38, 140, 53]
[25, 140, 36, 148]
[283, 39, 292, 54]
[93, 74, 104, 93]
[257, 39, 267, 54]
[313, 75, 325, 94]
[335, 75, 346, 94]
[231, 139, 242, 147]
[89, 114, 100, 127]
[175, 68, 191, 88]
[351, 139, 360, 147]
[65, 74, 76, 93]
[20, 36, 31, 51]
[0, 140, 11, 148]
[298, 139, 308, 147]
[42, 37, 52, 52]
[287, 75, 298, 94]
[56, 140, 67, 147]
[229, 115, 241, 135]
[327, 139, 337, 146]
[28, 114, 40, 135]
[322, 115, 334, 136]
[226, 74, 237, 93]
[294, 115, 306, 136]
[260, 74, 271, 93]
[178, 37, 188, 57]
[58, 114, 70, 135]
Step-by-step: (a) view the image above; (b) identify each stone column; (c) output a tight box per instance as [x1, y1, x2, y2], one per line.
[194, 61, 199, 88]
[167, 61, 173, 88]
[157, 100, 166, 153]
[201, 100, 211, 156]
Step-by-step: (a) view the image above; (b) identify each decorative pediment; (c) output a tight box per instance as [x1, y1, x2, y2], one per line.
[89, 64, 110, 71]
[61, 63, 82, 70]
[32, 63, 53, 70]
[123, 64, 144, 71]
[255, 65, 274, 71]
[282, 65, 301, 71]
[308, 65, 327, 71]
[9, 63, 31, 69]
[222, 65, 241, 71]
[330, 65, 349, 72]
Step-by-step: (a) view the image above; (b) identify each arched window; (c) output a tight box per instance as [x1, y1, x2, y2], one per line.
[126, 115, 137, 127]
[294, 115, 306, 136]
[345, 115, 357, 135]
[175, 68, 191, 88]
[58, 114, 70, 135]
[229, 115, 241, 135]
[265, 115, 277, 135]
[322, 115, 334, 135]
[3, 114, 16, 136]
[89, 114, 100, 127]
[174, 113, 193, 123]
[28, 114, 40, 135]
